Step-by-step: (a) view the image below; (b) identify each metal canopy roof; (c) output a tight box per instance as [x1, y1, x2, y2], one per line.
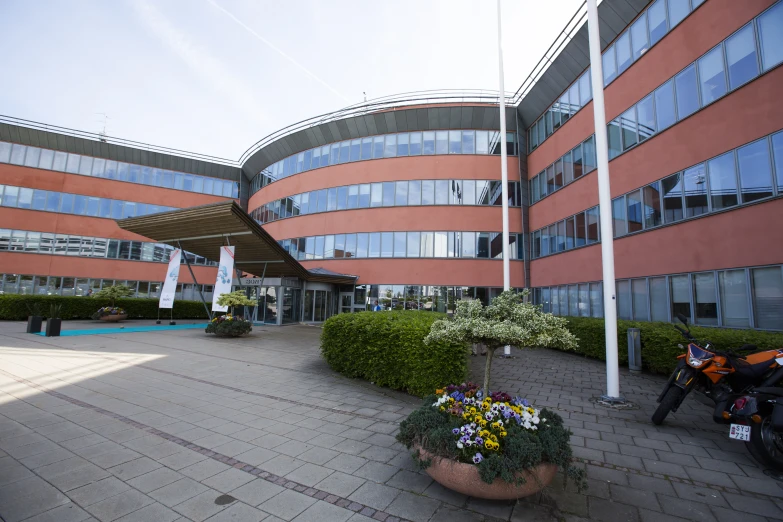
[516, 0, 650, 126]
[116, 201, 357, 285]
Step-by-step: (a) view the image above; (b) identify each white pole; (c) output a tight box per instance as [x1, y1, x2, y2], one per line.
[497, 0, 511, 357]
[586, 0, 621, 400]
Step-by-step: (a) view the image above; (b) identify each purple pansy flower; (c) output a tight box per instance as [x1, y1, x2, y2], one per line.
[472, 453, 484, 464]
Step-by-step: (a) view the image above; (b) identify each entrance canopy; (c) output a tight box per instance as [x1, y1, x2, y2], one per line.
[117, 201, 357, 285]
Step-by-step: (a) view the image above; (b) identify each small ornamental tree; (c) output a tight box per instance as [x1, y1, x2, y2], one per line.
[93, 285, 133, 307]
[425, 290, 578, 395]
[215, 291, 256, 316]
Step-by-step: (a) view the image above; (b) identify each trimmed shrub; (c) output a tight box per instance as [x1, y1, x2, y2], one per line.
[0, 295, 209, 321]
[321, 311, 469, 397]
[205, 315, 252, 337]
[561, 316, 783, 375]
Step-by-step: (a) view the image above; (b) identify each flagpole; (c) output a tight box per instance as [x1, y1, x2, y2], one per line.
[497, 0, 511, 357]
[586, 0, 622, 402]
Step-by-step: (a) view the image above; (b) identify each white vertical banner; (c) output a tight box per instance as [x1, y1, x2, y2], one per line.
[159, 249, 182, 309]
[212, 246, 235, 312]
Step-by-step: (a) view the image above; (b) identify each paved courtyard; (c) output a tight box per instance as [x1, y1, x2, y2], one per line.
[0, 322, 781, 522]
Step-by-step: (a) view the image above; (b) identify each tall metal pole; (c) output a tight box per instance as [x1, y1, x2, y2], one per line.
[586, 0, 622, 401]
[497, 0, 511, 357]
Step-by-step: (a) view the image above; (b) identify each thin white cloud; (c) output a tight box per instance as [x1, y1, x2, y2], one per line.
[131, 0, 267, 124]
[204, 0, 350, 103]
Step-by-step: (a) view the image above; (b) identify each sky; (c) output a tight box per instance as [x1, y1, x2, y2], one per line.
[0, 0, 584, 161]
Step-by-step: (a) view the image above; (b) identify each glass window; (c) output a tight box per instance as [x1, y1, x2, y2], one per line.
[344, 234, 356, 258]
[642, 182, 662, 228]
[753, 267, 783, 329]
[31, 190, 46, 210]
[668, 0, 690, 28]
[0, 142, 10, 162]
[377, 232, 392, 258]
[539, 227, 550, 256]
[631, 12, 649, 61]
[621, 108, 638, 151]
[654, 80, 677, 130]
[17, 188, 33, 209]
[773, 132, 783, 191]
[707, 152, 738, 210]
[421, 180, 435, 205]
[347, 185, 359, 209]
[758, 2, 783, 71]
[356, 233, 368, 258]
[394, 232, 406, 257]
[475, 180, 489, 205]
[435, 180, 448, 205]
[420, 232, 434, 257]
[627, 279, 647, 321]
[368, 232, 380, 257]
[607, 120, 622, 159]
[583, 136, 596, 172]
[476, 232, 489, 258]
[567, 285, 578, 317]
[650, 277, 668, 321]
[648, 0, 667, 46]
[350, 139, 361, 162]
[586, 207, 600, 244]
[422, 132, 435, 155]
[683, 164, 708, 217]
[476, 131, 489, 154]
[461, 232, 476, 258]
[571, 144, 583, 181]
[725, 24, 759, 90]
[383, 135, 397, 158]
[670, 274, 691, 322]
[396, 134, 409, 156]
[698, 45, 727, 105]
[737, 139, 773, 203]
[637, 95, 655, 143]
[719, 270, 750, 327]
[462, 131, 475, 154]
[462, 180, 476, 205]
[395, 181, 408, 206]
[408, 180, 421, 205]
[336, 186, 348, 210]
[662, 173, 684, 223]
[382, 182, 395, 206]
[675, 65, 700, 119]
[435, 131, 448, 155]
[612, 197, 627, 237]
[448, 131, 461, 154]
[434, 232, 447, 257]
[360, 137, 373, 160]
[555, 221, 565, 252]
[338, 142, 350, 164]
[574, 212, 586, 247]
[38, 148, 54, 170]
[546, 165, 555, 193]
[316, 189, 328, 212]
[603, 45, 617, 85]
[617, 280, 631, 320]
[579, 71, 591, 106]
[553, 159, 564, 190]
[358, 184, 370, 208]
[568, 83, 579, 115]
[409, 132, 422, 155]
[616, 32, 632, 74]
[693, 272, 718, 326]
[23, 146, 40, 168]
[9, 144, 26, 165]
[406, 232, 420, 257]
[627, 190, 643, 233]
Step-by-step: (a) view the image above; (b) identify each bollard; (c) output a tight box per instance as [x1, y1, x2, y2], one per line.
[627, 328, 641, 373]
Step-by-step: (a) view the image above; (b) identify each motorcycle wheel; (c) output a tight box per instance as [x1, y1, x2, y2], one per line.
[747, 416, 783, 471]
[652, 386, 683, 425]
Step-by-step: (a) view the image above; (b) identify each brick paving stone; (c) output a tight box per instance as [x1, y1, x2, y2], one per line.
[670, 483, 728, 507]
[627, 474, 676, 497]
[638, 507, 689, 522]
[642, 459, 690, 479]
[605, 453, 646, 471]
[708, 505, 768, 522]
[729, 474, 783, 497]
[586, 464, 629, 485]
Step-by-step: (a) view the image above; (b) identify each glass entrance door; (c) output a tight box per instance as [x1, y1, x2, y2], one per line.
[340, 293, 353, 314]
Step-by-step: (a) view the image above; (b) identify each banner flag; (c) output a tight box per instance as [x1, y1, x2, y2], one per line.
[159, 249, 182, 309]
[212, 246, 236, 312]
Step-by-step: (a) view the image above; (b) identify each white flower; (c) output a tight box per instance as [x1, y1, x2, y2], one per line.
[542, 418, 547, 423]
[532, 417, 539, 425]
[457, 442, 464, 449]
[531, 426, 538, 431]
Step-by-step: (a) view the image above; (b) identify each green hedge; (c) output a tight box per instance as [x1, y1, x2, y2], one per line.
[321, 311, 468, 397]
[561, 316, 783, 375]
[0, 295, 209, 321]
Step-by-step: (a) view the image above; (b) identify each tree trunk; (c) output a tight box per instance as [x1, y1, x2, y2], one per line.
[483, 346, 497, 397]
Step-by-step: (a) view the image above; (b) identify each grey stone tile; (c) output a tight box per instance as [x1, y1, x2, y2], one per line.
[285, 463, 333, 487]
[20, 447, 75, 469]
[308, 434, 345, 449]
[235, 446, 279, 466]
[0, 489, 71, 522]
[172, 489, 228, 522]
[202, 468, 255, 493]
[113, 502, 181, 522]
[211, 439, 257, 458]
[385, 470, 432, 494]
[22, 502, 92, 522]
[421, 481, 469, 507]
[128, 467, 184, 493]
[258, 489, 316, 520]
[642, 459, 689, 479]
[357, 445, 397, 463]
[229, 478, 285, 506]
[660, 497, 718, 522]
[353, 461, 397, 483]
[638, 507, 689, 522]
[670, 483, 727, 507]
[89, 448, 142, 469]
[251, 433, 289, 449]
[0, 456, 35, 486]
[385, 490, 441, 522]
[60, 434, 108, 451]
[722, 491, 783, 518]
[627, 474, 676, 497]
[609, 484, 661, 511]
[467, 497, 515, 519]
[158, 449, 208, 470]
[263, 455, 306, 476]
[588, 497, 640, 522]
[204, 501, 268, 521]
[729, 474, 783, 496]
[149, 477, 209, 507]
[297, 446, 340, 466]
[709, 505, 767, 522]
[180, 459, 232, 481]
[48, 463, 112, 492]
[586, 465, 629, 485]
[276, 441, 315, 458]
[68, 476, 131, 506]
[231, 428, 266, 443]
[348, 482, 400, 511]
[291, 500, 353, 522]
[314, 471, 365, 497]
[324, 454, 367, 474]
[331, 439, 371, 456]
[684, 467, 737, 488]
[429, 505, 483, 522]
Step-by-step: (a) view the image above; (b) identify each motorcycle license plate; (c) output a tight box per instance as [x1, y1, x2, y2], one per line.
[729, 424, 751, 441]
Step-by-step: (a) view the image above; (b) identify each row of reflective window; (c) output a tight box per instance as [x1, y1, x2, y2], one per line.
[532, 265, 783, 330]
[528, 0, 783, 154]
[250, 130, 519, 195]
[249, 180, 521, 224]
[0, 228, 218, 266]
[531, 130, 783, 258]
[0, 273, 217, 299]
[277, 231, 524, 261]
[353, 285, 524, 311]
[530, 2, 783, 205]
[0, 141, 239, 198]
[0, 184, 176, 219]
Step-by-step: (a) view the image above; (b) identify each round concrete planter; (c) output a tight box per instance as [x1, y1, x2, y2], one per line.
[99, 314, 127, 322]
[416, 447, 558, 499]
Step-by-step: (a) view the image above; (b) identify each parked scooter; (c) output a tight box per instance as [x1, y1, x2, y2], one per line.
[652, 314, 783, 425]
[719, 385, 783, 470]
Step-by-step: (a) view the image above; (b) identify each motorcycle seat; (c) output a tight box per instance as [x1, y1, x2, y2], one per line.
[732, 358, 775, 379]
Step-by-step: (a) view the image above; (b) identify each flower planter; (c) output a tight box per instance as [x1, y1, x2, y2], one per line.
[416, 447, 557, 499]
[27, 315, 43, 334]
[45, 318, 62, 337]
[99, 314, 127, 322]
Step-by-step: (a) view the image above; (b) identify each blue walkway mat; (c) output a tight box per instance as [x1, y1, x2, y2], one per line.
[36, 323, 209, 336]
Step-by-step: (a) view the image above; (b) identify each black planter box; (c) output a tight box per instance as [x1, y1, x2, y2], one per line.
[27, 316, 43, 334]
[45, 318, 62, 337]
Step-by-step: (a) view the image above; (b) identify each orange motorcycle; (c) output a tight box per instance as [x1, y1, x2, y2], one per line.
[652, 314, 783, 426]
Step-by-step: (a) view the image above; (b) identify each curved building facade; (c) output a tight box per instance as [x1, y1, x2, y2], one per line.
[1, 0, 781, 328]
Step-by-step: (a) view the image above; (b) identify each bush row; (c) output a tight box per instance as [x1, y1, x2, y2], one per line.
[321, 311, 468, 397]
[561, 316, 783, 375]
[0, 295, 209, 321]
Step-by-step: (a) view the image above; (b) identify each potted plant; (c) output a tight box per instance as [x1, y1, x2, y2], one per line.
[396, 291, 585, 499]
[205, 291, 255, 337]
[45, 304, 62, 337]
[26, 302, 43, 334]
[91, 285, 133, 321]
